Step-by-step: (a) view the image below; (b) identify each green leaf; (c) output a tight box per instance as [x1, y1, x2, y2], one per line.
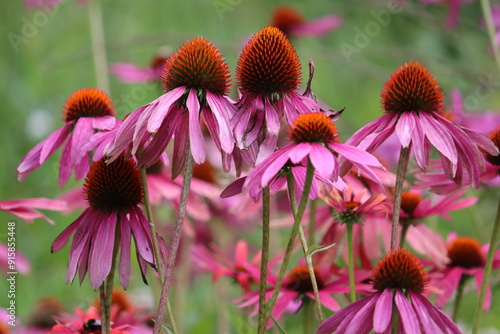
[271, 315, 288, 334]
[306, 243, 336, 257]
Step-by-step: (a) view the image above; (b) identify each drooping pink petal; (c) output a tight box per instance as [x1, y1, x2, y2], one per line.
[89, 212, 116, 289]
[394, 289, 420, 334]
[395, 112, 416, 148]
[373, 288, 393, 333]
[309, 144, 334, 180]
[147, 87, 185, 133]
[119, 213, 131, 289]
[419, 112, 458, 165]
[289, 15, 342, 37]
[187, 89, 206, 164]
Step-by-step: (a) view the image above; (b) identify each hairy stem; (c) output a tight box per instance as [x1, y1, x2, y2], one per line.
[390, 146, 411, 250]
[472, 195, 500, 334]
[259, 161, 315, 334]
[154, 145, 194, 334]
[346, 222, 356, 302]
[257, 187, 271, 333]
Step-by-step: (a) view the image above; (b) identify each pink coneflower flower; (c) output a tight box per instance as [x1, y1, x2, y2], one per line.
[238, 265, 355, 328]
[232, 26, 319, 165]
[407, 229, 500, 310]
[111, 54, 169, 84]
[25, 0, 88, 9]
[271, 6, 342, 38]
[316, 248, 461, 334]
[344, 61, 498, 188]
[193, 240, 261, 293]
[51, 155, 157, 290]
[243, 113, 384, 193]
[50, 306, 129, 334]
[17, 88, 116, 187]
[0, 198, 66, 224]
[107, 37, 235, 177]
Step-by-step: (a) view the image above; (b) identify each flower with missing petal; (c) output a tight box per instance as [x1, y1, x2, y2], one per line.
[17, 88, 116, 187]
[271, 6, 342, 38]
[107, 37, 235, 177]
[51, 155, 159, 290]
[344, 61, 498, 189]
[232, 26, 320, 166]
[317, 248, 462, 334]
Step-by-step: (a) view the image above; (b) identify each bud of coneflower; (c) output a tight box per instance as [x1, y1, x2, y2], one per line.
[237, 26, 301, 100]
[271, 6, 304, 35]
[371, 248, 428, 293]
[161, 36, 230, 96]
[84, 155, 143, 214]
[283, 265, 325, 293]
[381, 61, 444, 115]
[63, 88, 115, 123]
[447, 237, 485, 269]
[289, 112, 338, 144]
[484, 126, 500, 166]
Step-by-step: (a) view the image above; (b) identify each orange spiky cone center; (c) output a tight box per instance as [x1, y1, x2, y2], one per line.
[162, 37, 230, 95]
[400, 192, 423, 217]
[289, 113, 337, 143]
[271, 6, 304, 35]
[84, 156, 143, 213]
[371, 248, 428, 293]
[28, 297, 62, 328]
[237, 26, 301, 97]
[283, 265, 325, 293]
[63, 88, 115, 123]
[381, 61, 443, 114]
[447, 237, 484, 269]
[484, 126, 500, 166]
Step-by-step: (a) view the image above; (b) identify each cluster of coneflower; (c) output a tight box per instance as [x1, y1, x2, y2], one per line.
[15, 24, 500, 334]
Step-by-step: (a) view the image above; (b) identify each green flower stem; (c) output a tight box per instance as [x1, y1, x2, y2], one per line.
[391, 293, 399, 334]
[480, 0, 500, 74]
[303, 299, 314, 334]
[87, 0, 110, 93]
[153, 144, 194, 334]
[390, 146, 411, 250]
[286, 166, 324, 323]
[399, 221, 410, 248]
[309, 199, 317, 245]
[257, 187, 271, 333]
[140, 169, 178, 334]
[346, 222, 356, 302]
[259, 160, 315, 334]
[472, 195, 500, 334]
[452, 275, 469, 322]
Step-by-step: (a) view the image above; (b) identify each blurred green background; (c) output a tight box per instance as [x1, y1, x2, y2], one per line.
[1, 0, 500, 332]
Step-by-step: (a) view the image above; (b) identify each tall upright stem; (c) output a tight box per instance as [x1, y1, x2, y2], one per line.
[154, 145, 194, 334]
[390, 146, 411, 250]
[140, 169, 178, 334]
[87, 0, 110, 93]
[472, 195, 500, 334]
[257, 187, 271, 333]
[259, 162, 315, 334]
[309, 200, 317, 245]
[480, 0, 500, 74]
[452, 275, 468, 322]
[345, 222, 356, 302]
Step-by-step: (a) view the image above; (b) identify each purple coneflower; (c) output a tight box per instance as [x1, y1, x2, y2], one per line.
[17, 88, 116, 187]
[344, 61, 498, 188]
[51, 155, 157, 290]
[270, 6, 342, 38]
[111, 53, 169, 84]
[243, 112, 383, 193]
[232, 26, 319, 165]
[317, 248, 462, 334]
[107, 37, 235, 177]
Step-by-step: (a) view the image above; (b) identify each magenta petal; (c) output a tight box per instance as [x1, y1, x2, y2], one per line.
[395, 112, 416, 148]
[266, 292, 298, 329]
[40, 124, 72, 163]
[147, 86, 185, 133]
[419, 113, 458, 165]
[436, 267, 462, 308]
[89, 213, 116, 289]
[394, 289, 420, 334]
[288, 143, 310, 164]
[130, 208, 154, 264]
[373, 289, 393, 332]
[409, 290, 437, 334]
[260, 149, 291, 187]
[187, 89, 206, 163]
[255, 133, 279, 165]
[290, 15, 342, 37]
[51, 220, 79, 253]
[111, 62, 155, 83]
[310, 144, 335, 179]
[410, 292, 462, 334]
[92, 115, 116, 130]
[205, 92, 234, 154]
[58, 139, 73, 187]
[340, 293, 378, 334]
[70, 118, 94, 165]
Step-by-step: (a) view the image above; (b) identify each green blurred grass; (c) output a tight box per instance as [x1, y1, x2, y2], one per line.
[1, 0, 500, 332]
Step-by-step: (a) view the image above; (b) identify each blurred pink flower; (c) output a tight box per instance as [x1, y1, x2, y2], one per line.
[420, 0, 474, 29]
[17, 88, 116, 187]
[0, 198, 66, 224]
[270, 6, 342, 38]
[0, 243, 30, 274]
[111, 54, 169, 84]
[25, 0, 88, 9]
